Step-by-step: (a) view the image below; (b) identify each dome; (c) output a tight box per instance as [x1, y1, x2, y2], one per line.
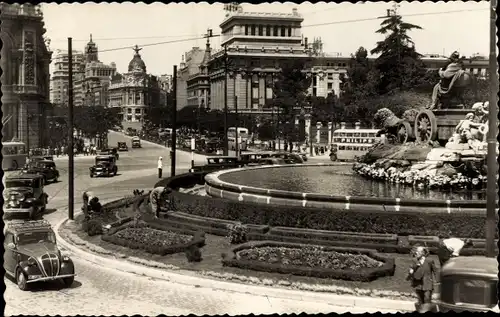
[128, 45, 146, 73]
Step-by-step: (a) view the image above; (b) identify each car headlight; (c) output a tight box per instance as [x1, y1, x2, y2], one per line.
[27, 257, 37, 266]
[62, 255, 70, 262]
[189, 169, 194, 173]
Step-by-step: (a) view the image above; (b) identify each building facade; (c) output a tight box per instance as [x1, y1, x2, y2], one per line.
[50, 49, 85, 106]
[186, 39, 212, 110]
[74, 35, 117, 107]
[1, 3, 52, 148]
[108, 46, 161, 131]
[177, 47, 207, 110]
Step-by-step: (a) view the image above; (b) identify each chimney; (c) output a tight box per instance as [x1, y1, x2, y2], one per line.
[340, 122, 346, 130]
[355, 122, 361, 130]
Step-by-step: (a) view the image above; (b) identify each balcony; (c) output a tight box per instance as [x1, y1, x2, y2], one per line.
[12, 84, 41, 95]
[0, 4, 43, 19]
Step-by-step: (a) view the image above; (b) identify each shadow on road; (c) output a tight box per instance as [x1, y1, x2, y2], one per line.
[5, 275, 83, 292]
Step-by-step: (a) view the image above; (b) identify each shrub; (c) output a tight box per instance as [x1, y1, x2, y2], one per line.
[85, 219, 103, 236]
[185, 244, 203, 262]
[227, 222, 249, 244]
[223, 241, 395, 282]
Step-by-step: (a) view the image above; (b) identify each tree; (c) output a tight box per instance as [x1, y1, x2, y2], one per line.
[73, 106, 122, 139]
[271, 60, 312, 142]
[370, 5, 427, 93]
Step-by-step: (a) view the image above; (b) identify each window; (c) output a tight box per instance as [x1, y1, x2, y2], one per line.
[266, 25, 271, 36]
[251, 25, 256, 36]
[245, 25, 249, 35]
[258, 25, 263, 36]
[127, 108, 132, 113]
[281, 26, 286, 36]
[327, 83, 333, 90]
[273, 26, 279, 36]
[288, 27, 292, 37]
[135, 108, 141, 114]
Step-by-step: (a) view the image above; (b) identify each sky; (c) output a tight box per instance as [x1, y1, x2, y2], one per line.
[41, 1, 491, 77]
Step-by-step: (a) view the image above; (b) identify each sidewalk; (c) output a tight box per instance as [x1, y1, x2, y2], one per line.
[55, 206, 415, 313]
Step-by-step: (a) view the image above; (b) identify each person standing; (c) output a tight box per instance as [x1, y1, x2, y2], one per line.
[157, 156, 163, 178]
[437, 237, 473, 267]
[407, 246, 439, 312]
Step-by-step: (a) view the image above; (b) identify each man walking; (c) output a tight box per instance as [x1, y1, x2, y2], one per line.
[407, 246, 439, 312]
[157, 156, 163, 178]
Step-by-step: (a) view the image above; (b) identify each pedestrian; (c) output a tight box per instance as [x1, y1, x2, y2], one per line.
[82, 190, 94, 219]
[437, 236, 473, 267]
[157, 156, 163, 178]
[407, 246, 439, 312]
[149, 186, 171, 218]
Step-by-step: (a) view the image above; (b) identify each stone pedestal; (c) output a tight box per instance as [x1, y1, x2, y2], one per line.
[327, 122, 333, 145]
[316, 122, 322, 144]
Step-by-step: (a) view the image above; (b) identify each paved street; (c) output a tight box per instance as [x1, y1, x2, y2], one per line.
[5, 131, 403, 315]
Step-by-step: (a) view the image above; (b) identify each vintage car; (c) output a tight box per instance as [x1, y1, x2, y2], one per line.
[89, 155, 118, 177]
[4, 220, 76, 290]
[257, 157, 287, 165]
[189, 156, 241, 173]
[238, 152, 274, 166]
[4, 174, 48, 219]
[434, 256, 498, 312]
[23, 160, 60, 184]
[98, 148, 119, 160]
[30, 155, 54, 163]
[291, 150, 308, 162]
[131, 136, 141, 148]
[117, 142, 128, 151]
[270, 152, 305, 164]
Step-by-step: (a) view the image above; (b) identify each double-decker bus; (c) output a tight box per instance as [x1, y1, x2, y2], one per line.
[331, 128, 380, 161]
[228, 127, 249, 151]
[2, 141, 28, 170]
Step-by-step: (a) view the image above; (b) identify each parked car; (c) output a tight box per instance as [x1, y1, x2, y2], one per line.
[4, 220, 76, 290]
[131, 136, 141, 148]
[270, 152, 304, 164]
[434, 256, 498, 312]
[23, 160, 60, 184]
[30, 155, 54, 163]
[189, 156, 241, 173]
[117, 142, 128, 151]
[3, 173, 48, 219]
[238, 152, 274, 166]
[98, 148, 119, 160]
[89, 155, 118, 177]
[257, 157, 287, 165]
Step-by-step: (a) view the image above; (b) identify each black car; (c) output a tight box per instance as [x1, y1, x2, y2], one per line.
[23, 160, 60, 184]
[4, 173, 48, 219]
[98, 148, 119, 160]
[90, 155, 118, 177]
[117, 142, 128, 151]
[4, 220, 76, 290]
[189, 156, 241, 173]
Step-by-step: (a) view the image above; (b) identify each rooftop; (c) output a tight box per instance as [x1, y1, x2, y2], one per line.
[220, 7, 303, 28]
[6, 220, 53, 234]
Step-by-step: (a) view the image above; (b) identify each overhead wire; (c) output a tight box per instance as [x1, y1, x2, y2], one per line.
[50, 7, 488, 54]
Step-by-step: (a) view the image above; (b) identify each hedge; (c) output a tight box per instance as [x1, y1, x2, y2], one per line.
[102, 222, 206, 255]
[222, 241, 395, 282]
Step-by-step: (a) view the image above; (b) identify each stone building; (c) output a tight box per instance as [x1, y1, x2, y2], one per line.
[177, 47, 207, 110]
[186, 39, 212, 110]
[50, 49, 85, 106]
[108, 46, 161, 131]
[0, 3, 52, 148]
[74, 35, 117, 107]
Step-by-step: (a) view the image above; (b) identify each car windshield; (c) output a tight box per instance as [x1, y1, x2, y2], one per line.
[6, 180, 33, 188]
[17, 231, 56, 245]
[39, 162, 55, 169]
[96, 159, 111, 165]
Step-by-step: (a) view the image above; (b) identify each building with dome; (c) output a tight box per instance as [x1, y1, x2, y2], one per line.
[74, 35, 117, 107]
[108, 45, 161, 131]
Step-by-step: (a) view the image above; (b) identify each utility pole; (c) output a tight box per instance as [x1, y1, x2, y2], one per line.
[67, 38, 74, 220]
[223, 44, 229, 155]
[171, 65, 177, 177]
[234, 95, 239, 158]
[485, 0, 498, 257]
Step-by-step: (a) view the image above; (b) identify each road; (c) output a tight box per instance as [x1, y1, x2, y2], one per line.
[4, 131, 401, 315]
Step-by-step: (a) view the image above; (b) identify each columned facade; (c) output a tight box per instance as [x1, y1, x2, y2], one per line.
[1, 3, 52, 148]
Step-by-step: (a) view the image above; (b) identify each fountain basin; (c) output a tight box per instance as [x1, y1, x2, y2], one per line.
[204, 164, 486, 215]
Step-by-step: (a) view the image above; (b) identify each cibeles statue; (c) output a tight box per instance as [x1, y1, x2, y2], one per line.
[428, 51, 475, 110]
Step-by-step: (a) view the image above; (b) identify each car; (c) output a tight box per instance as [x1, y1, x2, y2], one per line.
[131, 136, 141, 148]
[98, 148, 119, 160]
[257, 157, 287, 165]
[434, 256, 498, 312]
[4, 220, 76, 290]
[270, 152, 304, 164]
[189, 156, 241, 173]
[117, 142, 128, 151]
[3, 173, 48, 219]
[89, 155, 118, 177]
[238, 152, 274, 166]
[23, 160, 60, 184]
[30, 155, 54, 163]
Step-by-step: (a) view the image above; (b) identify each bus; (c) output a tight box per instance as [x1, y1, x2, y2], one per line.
[228, 127, 249, 151]
[2, 141, 28, 170]
[331, 128, 380, 161]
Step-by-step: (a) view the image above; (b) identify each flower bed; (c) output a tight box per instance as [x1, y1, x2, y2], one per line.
[102, 222, 205, 256]
[222, 241, 395, 282]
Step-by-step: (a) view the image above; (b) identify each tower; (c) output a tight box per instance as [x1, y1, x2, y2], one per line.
[84, 34, 99, 63]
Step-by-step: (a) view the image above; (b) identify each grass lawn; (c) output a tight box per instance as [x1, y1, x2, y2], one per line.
[60, 205, 438, 301]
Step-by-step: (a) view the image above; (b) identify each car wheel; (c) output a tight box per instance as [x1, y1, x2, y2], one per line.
[62, 276, 74, 288]
[16, 269, 28, 291]
[90, 172, 94, 178]
[54, 177, 58, 183]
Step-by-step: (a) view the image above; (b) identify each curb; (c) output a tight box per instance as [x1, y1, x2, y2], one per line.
[54, 207, 415, 312]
